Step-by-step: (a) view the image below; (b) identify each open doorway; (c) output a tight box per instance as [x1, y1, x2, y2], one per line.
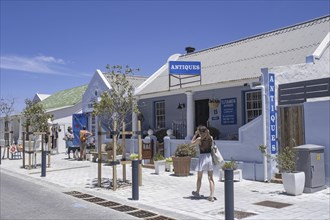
[195, 99, 209, 129]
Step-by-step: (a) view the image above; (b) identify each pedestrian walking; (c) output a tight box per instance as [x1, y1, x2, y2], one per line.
[78, 126, 92, 161]
[191, 125, 215, 202]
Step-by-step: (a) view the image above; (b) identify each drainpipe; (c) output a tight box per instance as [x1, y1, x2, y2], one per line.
[249, 81, 268, 182]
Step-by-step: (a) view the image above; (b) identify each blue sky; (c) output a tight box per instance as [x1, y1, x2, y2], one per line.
[1, 0, 329, 114]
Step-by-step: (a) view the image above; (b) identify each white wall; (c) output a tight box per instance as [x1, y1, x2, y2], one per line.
[304, 99, 330, 186]
[164, 115, 265, 180]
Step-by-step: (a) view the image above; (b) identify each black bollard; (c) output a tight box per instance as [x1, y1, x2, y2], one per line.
[41, 149, 47, 177]
[41, 135, 46, 177]
[132, 159, 139, 200]
[224, 169, 234, 220]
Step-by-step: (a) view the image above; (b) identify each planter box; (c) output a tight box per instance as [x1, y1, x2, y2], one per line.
[282, 172, 305, 196]
[173, 157, 191, 176]
[155, 160, 166, 175]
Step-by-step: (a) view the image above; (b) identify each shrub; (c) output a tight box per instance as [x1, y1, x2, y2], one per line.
[154, 153, 165, 161]
[175, 143, 197, 157]
[222, 158, 238, 170]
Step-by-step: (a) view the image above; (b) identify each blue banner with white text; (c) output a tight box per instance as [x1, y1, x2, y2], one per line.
[169, 61, 201, 75]
[268, 73, 277, 154]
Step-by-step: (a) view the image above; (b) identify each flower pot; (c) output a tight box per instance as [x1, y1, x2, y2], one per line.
[282, 172, 305, 196]
[155, 160, 166, 175]
[165, 162, 173, 172]
[172, 157, 191, 176]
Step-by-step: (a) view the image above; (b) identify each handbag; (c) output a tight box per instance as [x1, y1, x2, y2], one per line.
[211, 141, 225, 168]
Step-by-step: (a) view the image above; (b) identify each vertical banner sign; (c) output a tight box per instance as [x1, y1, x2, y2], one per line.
[269, 74, 277, 154]
[72, 113, 88, 146]
[221, 98, 237, 125]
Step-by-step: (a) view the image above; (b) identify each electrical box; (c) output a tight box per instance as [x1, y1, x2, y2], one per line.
[295, 144, 326, 193]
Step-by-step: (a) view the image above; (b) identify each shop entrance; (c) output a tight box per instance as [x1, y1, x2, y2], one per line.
[195, 99, 209, 128]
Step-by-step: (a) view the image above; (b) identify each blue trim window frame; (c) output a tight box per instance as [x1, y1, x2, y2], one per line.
[154, 100, 165, 129]
[244, 90, 262, 123]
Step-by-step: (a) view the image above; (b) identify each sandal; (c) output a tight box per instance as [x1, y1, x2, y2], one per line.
[192, 191, 200, 197]
[207, 196, 215, 202]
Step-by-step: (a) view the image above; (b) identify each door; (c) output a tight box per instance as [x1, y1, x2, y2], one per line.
[195, 99, 209, 128]
[278, 104, 305, 149]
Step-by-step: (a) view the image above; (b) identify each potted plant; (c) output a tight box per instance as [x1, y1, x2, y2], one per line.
[165, 157, 173, 172]
[208, 99, 220, 109]
[154, 153, 166, 175]
[172, 143, 197, 176]
[221, 159, 238, 170]
[219, 158, 243, 182]
[259, 145, 305, 196]
[275, 146, 305, 196]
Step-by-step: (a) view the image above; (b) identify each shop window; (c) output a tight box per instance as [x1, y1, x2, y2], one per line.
[155, 101, 165, 129]
[245, 91, 262, 123]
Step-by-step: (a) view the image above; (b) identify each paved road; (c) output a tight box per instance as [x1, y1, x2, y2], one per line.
[0, 171, 138, 220]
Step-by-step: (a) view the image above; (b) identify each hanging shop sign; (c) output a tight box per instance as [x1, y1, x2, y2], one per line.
[169, 61, 201, 75]
[221, 98, 237, 125]
[269, 73, 277, 154]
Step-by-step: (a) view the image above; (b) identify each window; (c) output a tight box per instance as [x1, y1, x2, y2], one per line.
[245, 90, 262, 123]
[155, 101, 165, 129]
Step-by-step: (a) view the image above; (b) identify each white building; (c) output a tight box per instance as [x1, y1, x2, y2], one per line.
[134, 15, 330, 183]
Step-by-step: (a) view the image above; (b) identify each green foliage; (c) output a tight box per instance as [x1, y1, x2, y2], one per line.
[276, 146, 297, 173]
[258, 145, 297, 173]
[258, 144, 267, 154]
[23, 99, 53, 132]
[154, 153, 165, 161]
[130, 153, 138, 160]
[222, 159, 238, 170]
[165, 157, 173, 163]
[155, 128, 168, 143]
[174, 143, 197, 157]
[92, 65, 140, 133]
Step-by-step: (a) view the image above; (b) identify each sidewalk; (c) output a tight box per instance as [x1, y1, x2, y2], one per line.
[1, 153, 329, 220]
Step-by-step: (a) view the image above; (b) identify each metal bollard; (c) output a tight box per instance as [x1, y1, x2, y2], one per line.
[224, 169, 234, 220]
[41, 150, 47, 177]
[132, 160, 139, 200]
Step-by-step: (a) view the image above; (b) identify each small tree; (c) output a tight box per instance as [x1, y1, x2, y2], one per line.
[93, 65, 140, 134]
[22, 99, 53, 134]
[0, 98, 15, 145]
[93, 65, 140, 159]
